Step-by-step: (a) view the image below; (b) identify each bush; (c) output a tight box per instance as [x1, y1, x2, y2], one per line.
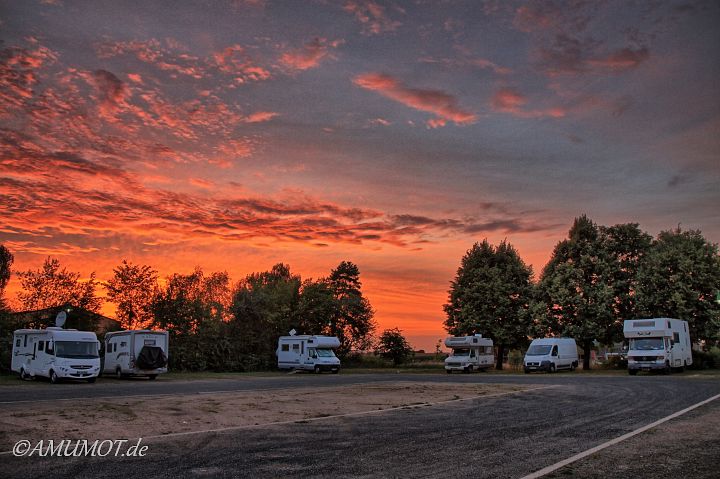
[690, 348, 720, 370]
[600, 355, 628, 370]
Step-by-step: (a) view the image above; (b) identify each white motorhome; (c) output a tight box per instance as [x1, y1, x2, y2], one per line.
[624, 318, 692, 375]
[277, 334, 341, 373]
[524, 338, 579, 373]
[444, 335, 494, 373]
[103, 330, 169, 379]
[12, 327, 101, 383]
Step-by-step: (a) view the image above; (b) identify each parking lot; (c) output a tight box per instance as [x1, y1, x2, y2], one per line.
[1, 372, 718, 478]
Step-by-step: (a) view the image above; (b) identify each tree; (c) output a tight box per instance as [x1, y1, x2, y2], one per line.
[151, 267, 230, 337]
[296, 278, 337, 334]
[600, 223, 653, 343]
[444, 240, 534, 369]
[375, 328, 413, 366]
[636, 228, 720, 344]
[327, 261, 376, 357]
[106, 260, 159, 330]
[535, 216, 614, 369]
[230, 264, 301, 365]
[0, 244, 13, 310]
[17, 257, 102, 312]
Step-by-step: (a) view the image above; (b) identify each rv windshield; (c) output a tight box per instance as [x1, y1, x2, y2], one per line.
[629, 338, 664, 351]
[315, 349, 336, 358]
[55, 341, 99, 359]
[526, 345, 552, 356]
[451, 348, 470, 357]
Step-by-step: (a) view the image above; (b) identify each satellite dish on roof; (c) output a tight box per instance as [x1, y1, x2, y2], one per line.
[55, 311, 67, 328]
[289, 329, 297, 336]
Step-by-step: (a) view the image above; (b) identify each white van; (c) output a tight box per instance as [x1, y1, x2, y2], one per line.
[624, 318, 692, 375]
[12, 327, 101, 383]
[524, 338, 579, 373]
[444, 335, 494, 373]
[277, 334, 340, 373]
[104, 330, 169, 379]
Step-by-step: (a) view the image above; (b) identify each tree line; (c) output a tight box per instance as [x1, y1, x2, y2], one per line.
[445, 216, 720, 369]
[0, 250, 381, 371]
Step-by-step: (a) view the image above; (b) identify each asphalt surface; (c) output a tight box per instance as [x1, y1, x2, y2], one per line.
[1, 373, 719, 478]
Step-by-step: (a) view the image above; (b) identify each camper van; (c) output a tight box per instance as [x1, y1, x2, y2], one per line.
[12, 327, 101, 383]
[104, 330, 169, 379]
[277, 334, 341, 373]
[524, 338, 579, 373]
[624, 318, 692, 375]
[444, 335, 494, 373]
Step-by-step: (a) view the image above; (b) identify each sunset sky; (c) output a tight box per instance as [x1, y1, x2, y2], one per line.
[1, 1, 719, 351]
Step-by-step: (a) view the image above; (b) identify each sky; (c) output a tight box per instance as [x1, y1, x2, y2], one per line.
[1, 0, 719, 352]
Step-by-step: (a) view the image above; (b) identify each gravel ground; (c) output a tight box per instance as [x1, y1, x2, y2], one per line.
[544, 398, 720, 479]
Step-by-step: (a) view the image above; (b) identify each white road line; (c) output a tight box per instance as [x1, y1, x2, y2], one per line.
[520, 392, 720, 479]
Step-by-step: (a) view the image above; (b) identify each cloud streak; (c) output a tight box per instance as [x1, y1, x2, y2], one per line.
[353, 73, 476, 127]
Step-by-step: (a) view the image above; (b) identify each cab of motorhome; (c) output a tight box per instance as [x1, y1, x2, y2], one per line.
[624, 318, 692, 375]
[444, 335, 494, 373]
[277, 334, 341, 373]
[523, 338, 579, 373]
[12, 327, 101, 383]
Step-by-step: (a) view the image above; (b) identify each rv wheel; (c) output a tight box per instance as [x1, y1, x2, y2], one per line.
[50, 370, 60, 384]
[116, 367, 123, 379]
[148, 375, 157, 380]
[20, 368, 29, 381]
[467, 365, 474, 373]
[314, 365, 321, 374]
[549, 364, 556, 373]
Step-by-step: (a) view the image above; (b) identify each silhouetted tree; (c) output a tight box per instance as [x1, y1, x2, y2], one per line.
[327, 261, 376, 357]
[106, 260, 159, 329]
[0, 244, 13, 310]
[444, 240, 534, 370]
[17, 257, 102, 312]
[375, 328, 413, 366]
[636, 228, 720, 344]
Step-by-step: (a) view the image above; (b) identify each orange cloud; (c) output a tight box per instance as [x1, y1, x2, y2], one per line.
[242, 111, 279, 123]
[353, 73, 476, 127]
[491, 87, 566, 119]
[587, 47, 649, 71]
[279, 38, 342, 71]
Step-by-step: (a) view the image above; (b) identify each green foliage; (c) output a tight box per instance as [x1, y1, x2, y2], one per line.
[508, 349, 524, 370]
[444, 239, 534, 354]
[375, 327, 413, 366]
[535, 216, 616, 369]
[690, 347, 720, 370]
[16, 257, 102, 312]
[326, 261, 376, 357]
[105, 260, 159, 330]
[636, 228, 720, 343]
[230, 263, 301, 366]
[0, 244, 13, 295]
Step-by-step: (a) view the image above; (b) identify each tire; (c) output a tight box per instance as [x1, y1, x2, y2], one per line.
[87, 377, 96, 383]
[467, 365, 474, 373]
[331, 369, 339, 374]
[20, 368, 29, 381]
[116, 367, 123, 379]
[629, 369, 638, 375]
[50, 370, 60, 384]
[549, 364, 556, 374]
[148, 375, 157, 380]
[524, 368, 530, 374]
[314, 365, 321, 374]
[446, 369, 452, 374]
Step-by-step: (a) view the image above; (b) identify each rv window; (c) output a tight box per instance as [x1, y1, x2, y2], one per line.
[470, 349, 476, 358]
[16, 338, 21, 347]
[316, 349, 335, 358]
[281, 344, 289, 352]
[292, 344, 299, 351]
[309, 349, 317, 358]
[120, 342, 127, 348]
[24, 335, 27, 348]
[673, 333, 680, 344]
[46, 342, 54, 355]
[551, 346, 558, 357]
